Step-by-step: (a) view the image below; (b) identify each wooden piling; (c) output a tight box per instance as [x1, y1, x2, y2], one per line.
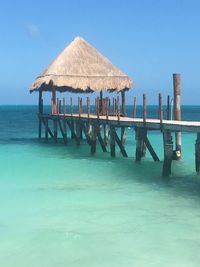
[135, 128, 143, 162]
[52, 88, 56, 114]
[45, 118, 48, 141]
[106, 97, 109, 120]
[57, 98, 59, 114]
[110, 126, 115, 157]
[158, 93, 163, 125]
[63, 119, 67, 144]
[173, 73, 181, 159]
[97, 97, 100, 119]
[96, 126, 107, 152]
[87, 97, 90, 118]
[121, 127, 126, 147]
[120, 92, 126, 145]
[38, 90, 43, 139]
[104, 124, 109, 146]
[58, 119, 67, 144]
[121, 91, 126, 116]
[59, 99, 61, 114]
[117, 96, 120, 121]
[143, 94, 147, 124]
[112, 98, 115, 115]
[81, 98, 83, 113]
[162, 131, 173, 176]
[53, 119, 58, 142]
[195, 133, 200, 174]
[63, 97, 66, 114]
[95, 98, 97, 116]
[75, 121, 81, 145]
[70, 97, 73, 116]
[78, 97, 81, 117]
[133, 96, 136, 118]
[91, 125, 96, 154]
[114, 129, 128, 157]
[167, 95, 170, 120]
[100, 91, 103, 114]
[143, 130, 159, 161]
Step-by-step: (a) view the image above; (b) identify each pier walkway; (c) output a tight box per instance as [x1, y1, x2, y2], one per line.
[39, 111, 200, 177]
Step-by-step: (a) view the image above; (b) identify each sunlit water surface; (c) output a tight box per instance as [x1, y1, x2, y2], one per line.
[0, 106, 200, 267]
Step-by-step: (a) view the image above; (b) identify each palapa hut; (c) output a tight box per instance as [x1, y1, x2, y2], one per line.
[30, 36, 133, 115]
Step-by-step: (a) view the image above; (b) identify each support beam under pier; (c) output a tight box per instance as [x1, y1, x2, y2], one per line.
[135, 128, 143, 162]
[195, 133, 200, 174]
[110, 126, 115, 157]
[162, 131, 173, 176]
[91, 125, 97, 154]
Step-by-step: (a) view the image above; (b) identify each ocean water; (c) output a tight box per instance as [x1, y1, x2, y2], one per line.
[0, 105, 200, 267]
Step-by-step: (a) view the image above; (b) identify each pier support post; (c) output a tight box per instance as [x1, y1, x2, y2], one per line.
[75, 121, 81, 145]
[45, 118, 48, 141]
[142, 142, 146, 157]
[135, 128, 143, 161]
[52, 87, 56, 114]
[121, 91, 126, 116]
[58, 119, 67, 144]
[38, 90, 43, 139]
[167, 95, 170, 120]
[91, 125, 96, 154]
[195, 133, 200, 174]
[100, 91, 103, 114]
[53, 119, 58, 142]
[173, 73, 181, 160]
[70, 120, 75, 140]
[63, 119, 67, 144]
[163, 131, 173, 176]
[104, 124, 109, 146]
[121, 92, 126, 146]
[97, 126, 107, 152]
[121, 127, 126, 147]
[133, 96, 136, 118]
[110, 126, 116, 157]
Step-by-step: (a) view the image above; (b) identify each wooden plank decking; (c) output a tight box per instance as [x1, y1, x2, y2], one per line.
[40, 113, 200, 133]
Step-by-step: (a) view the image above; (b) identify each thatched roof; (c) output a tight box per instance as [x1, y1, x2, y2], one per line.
[30, 36, 133, 93]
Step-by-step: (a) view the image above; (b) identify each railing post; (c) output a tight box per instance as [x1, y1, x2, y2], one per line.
[112, 98, 115, 115]
[87, 97, 90, 118]
[158, 93, 163, 125]
[70, 97, 73, 116]
[59, 99, 61, 114]
[78, 97, 81, 117]
[63, 97, 66, 115]
[106, 97, 109, 120]
[133, 96, 136, 118]
[52, 87, 56, 114]
[121, 91, 126, 116]
[173, 73, 181, 159]
[167, 95, 170, 120]
[38, 90, 43, 139]
[117, 96, 120, 121]
[97, 97, 100, 119]
[143, 94, 147, 124]
[100, 91, 103, 114]
[57, 98, 59, 114]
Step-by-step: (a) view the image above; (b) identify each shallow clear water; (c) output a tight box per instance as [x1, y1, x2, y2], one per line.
[0, 106, 200, 267]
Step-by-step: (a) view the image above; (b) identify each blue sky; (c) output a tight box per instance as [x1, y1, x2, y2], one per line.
[0, 0, 200, 104]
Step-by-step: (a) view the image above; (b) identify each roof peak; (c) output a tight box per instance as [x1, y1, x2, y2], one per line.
[30, 36, 133, 92]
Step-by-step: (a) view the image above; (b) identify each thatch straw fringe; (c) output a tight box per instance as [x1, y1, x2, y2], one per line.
[30, 37, 133, 93]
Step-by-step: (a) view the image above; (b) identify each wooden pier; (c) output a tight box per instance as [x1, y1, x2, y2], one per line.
[30, 37, 200, 177]
[37, 92, 200, 177]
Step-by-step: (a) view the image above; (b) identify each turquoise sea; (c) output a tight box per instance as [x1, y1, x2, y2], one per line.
[1, 105, 200, 267]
